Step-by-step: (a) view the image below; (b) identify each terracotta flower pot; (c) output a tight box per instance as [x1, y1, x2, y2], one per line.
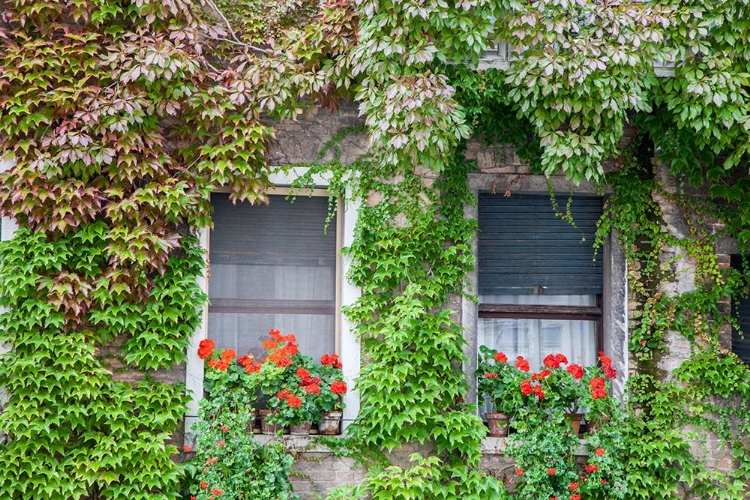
[566, 413, 583, 435]
[289, 421, 312, 435]
[259, 409, 282, 435]
[318, 411, 343, 435]
[486, 412, 510, 437]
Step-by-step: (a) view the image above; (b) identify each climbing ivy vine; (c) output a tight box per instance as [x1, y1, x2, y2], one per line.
[1, 0, 749, 498]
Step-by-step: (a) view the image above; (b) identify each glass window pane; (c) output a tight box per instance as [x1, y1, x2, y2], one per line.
[479, 294, 597, 306]
[478, 318, 597, 372]
[208, 194, 337, 362]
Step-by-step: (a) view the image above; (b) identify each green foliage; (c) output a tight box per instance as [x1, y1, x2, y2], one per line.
[189, 390, 299, 500]
[2, 0, 750, 498]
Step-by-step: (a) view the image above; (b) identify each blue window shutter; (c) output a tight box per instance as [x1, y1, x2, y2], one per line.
[478, 193, 603, 295]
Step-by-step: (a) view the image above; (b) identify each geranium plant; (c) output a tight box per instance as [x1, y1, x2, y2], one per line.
[315, 353, 348, 413]
[191, 337, 298, 499]
[476, 346, 527, 416]
[513, 351, 618, 421]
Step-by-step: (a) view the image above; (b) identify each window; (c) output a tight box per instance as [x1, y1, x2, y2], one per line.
[477, 193, 603, 372]
[185, 180, 360, 435]
[207, 192, 338, 363]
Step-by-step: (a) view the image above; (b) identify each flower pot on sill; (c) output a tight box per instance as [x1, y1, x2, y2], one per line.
[289, 421, 312, 436]
[486, 412, 510, 437]
[259, 409, 282, 435]
[566, 413, 583, 435]
[318, 411, 343, 435]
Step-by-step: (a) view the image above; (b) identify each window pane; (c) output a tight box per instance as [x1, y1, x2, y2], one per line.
[208, 194, 337, 362]
[478, 318, 597, 372]
[479, 294, 596, 307]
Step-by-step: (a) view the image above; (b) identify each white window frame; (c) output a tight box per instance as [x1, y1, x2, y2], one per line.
[185, 168, 361, 436]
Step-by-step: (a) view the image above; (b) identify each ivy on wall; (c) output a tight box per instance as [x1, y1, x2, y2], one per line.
[1, 0, 750, 498]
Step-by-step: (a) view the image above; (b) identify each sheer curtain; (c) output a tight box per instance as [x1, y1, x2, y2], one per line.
[477, 295, 597, 371]
[208, 194, 337, 362]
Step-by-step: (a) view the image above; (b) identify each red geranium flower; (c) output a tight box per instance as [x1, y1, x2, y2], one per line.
[515, 468, 523, 476]
[569, 482, 579, 490]
[220, 349, 236, 361]
[543, 354, 561, 369]
[555, 353, 568, 364]
[208, 358, 230, 371]
[595, 447, 605, 456]
[584, 464, 598, 473]
[285, 342, 298, 356]
[494, 352, 508, 363]
[287, 395, 302, 408]
[305, 384, 321, 394]
[200, 481, 208, 489]
[533, 385, 544, 399]
[237, 355, 253, 367]
[245, 362, 261, 374]
[515, 356, 530, 372]
[520, 380, 533, 396]
[198, 339, 216, 359]
[547, 468, 556, 475]
[532, 369, 552, 381]
[570, 494, 581, 500]
[603, 365, 617, 379]
[220, 425, 229, 433]
[183, 444, 192, 453]
[278, 389, 292, 400]
[601, 479, 607, 484]
[212, 488, 223, 496]
[331, 381, 347, 395]
[269, 329, 282, 340]
[297, 367, 310, 379]
[484, 372, 498, 379]
[598, 351, 612, 366]
[566, 364, 584, 379]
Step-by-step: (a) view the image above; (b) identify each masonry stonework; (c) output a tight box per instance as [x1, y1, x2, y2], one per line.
[181, 109, 744, 498]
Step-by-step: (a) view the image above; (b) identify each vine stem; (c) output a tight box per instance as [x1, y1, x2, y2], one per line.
[201, 0, 270, 55]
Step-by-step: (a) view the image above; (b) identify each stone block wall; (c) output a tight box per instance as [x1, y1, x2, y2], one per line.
[179, 109, 744, 497]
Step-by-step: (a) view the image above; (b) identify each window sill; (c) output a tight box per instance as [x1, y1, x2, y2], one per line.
[252, 433, 345, 453]
[482, 437, 589, 456]
[248, 434, 590, 456]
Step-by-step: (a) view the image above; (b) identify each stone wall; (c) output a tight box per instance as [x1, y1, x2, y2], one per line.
[181, 108, 744, 498]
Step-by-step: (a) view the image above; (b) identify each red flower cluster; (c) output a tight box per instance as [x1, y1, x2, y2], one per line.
[208, 349, 236, 371]
[599, 351, 617, 378]
[520, 380, 533, 396]
[238, 354, 262, 374]
[211, 488, 223, 496]
[569, 482, 579, 491]
[278, 389, 302, 408]
[331, 381, 347, 395]
[515, 356, 530, 372]
[297, 367, 310, 378]
[493, 351, 508, 363]
[595, 447, 605, 456]
[584, 464, 599, 473]
[590, 377, 607, 399]
[543, 353, 568, 369]
[531, 369, 552, 381]
[198, 339, 216, 359]
[570, 494, 581, 500]
[321, 353, 343, 369]
[566, 363, 584, 380]
[484, 372, 498, 379]
[547, 468, 556, 475]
